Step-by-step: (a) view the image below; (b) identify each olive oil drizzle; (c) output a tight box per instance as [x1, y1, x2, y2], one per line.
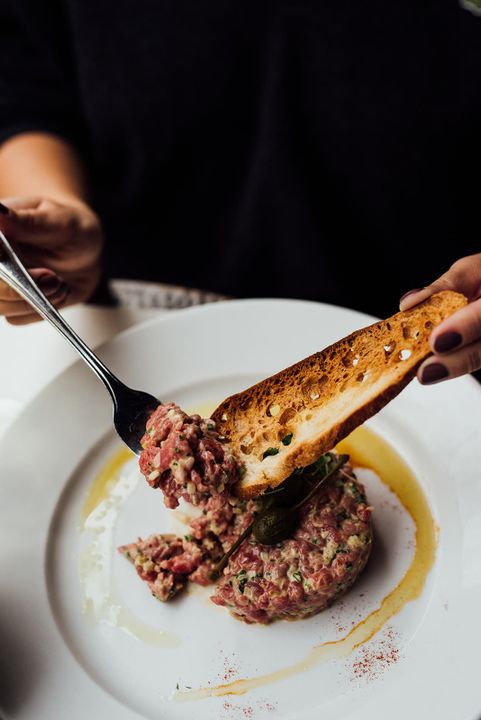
[81, 446, 133, 521]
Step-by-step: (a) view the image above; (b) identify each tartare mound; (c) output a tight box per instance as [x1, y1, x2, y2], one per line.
[139, 403, 241, 508]
[211, 467, 372, 623]
[121, 439, 372, 622]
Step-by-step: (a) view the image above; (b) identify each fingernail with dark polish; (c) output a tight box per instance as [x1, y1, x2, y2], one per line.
[39, 275, 61, 293]
[434, 331, 462, 354]
[400, 288, 423, 303]
[421, 363, 449, 385]
[0, 202, 9, 215]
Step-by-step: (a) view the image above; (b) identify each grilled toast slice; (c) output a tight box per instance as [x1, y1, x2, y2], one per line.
[211, 291, 466, 498]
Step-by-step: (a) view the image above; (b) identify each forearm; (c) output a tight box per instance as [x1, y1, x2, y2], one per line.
[0, 132, 89, 207]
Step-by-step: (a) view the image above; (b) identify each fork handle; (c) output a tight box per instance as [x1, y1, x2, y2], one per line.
[0, 230, 126, 401]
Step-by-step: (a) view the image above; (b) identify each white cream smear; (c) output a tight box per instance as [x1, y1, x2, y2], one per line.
[79, 451, 180, 648]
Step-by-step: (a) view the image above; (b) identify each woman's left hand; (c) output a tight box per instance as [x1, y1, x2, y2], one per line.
[399, 253, 481, 385]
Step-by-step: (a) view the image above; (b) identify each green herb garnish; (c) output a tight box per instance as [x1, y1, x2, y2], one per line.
[292, 571, 302, 583]
[238, 577, 248, 594]
[262, 447, 279, 459]
[282, 433, 293, 446]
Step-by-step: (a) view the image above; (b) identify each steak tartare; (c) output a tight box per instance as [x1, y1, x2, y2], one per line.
[139, 403, 240, 508]
[120, 402, 373, 623]
[210, 472, 372, 623]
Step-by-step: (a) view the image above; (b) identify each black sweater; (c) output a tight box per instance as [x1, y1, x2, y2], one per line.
[1, 1, 480, 317]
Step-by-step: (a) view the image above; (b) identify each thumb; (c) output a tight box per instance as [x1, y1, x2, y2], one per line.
[399, 254, 481, 311]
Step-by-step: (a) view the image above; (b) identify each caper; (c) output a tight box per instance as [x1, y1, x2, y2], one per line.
[257, 491, 282, 513]
[252, 507, 298, 545]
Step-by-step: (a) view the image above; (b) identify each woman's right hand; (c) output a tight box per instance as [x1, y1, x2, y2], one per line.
[0, 196, 103, 324]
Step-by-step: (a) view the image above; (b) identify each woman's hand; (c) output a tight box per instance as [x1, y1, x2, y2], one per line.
[0, 196, 103, 325]
[399, 254, 481, 384]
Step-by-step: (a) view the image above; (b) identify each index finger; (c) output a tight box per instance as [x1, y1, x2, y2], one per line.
[399, 254, 481, 311]
[429, 298, 481, 355]
[0, 197, 43, 211]
[0, 280, 23, 302]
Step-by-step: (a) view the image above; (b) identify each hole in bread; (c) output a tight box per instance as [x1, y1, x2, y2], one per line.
[240, 444, 252, 455]
[221, 413, 228, 421]
[279, 407, 296, 424]
[401, 325, 420, 340]
[383, 342, 396, 355]
[425, 321, 433, 330]
[302, 376, 327, 402]
[399, 348, 411, 360]
[268, 403, 281, 417]
[356, 371, 369, 383]
[352, 355, 360, 366]
[386, 322, 392, 331]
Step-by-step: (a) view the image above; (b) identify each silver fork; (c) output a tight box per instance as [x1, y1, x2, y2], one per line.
[0, 230, 159, 455]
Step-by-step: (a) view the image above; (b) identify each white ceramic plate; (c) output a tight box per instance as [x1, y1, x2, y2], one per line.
[1, 299, 481, 720]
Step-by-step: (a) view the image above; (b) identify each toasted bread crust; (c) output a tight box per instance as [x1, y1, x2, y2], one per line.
[211, 291, 466, 498]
